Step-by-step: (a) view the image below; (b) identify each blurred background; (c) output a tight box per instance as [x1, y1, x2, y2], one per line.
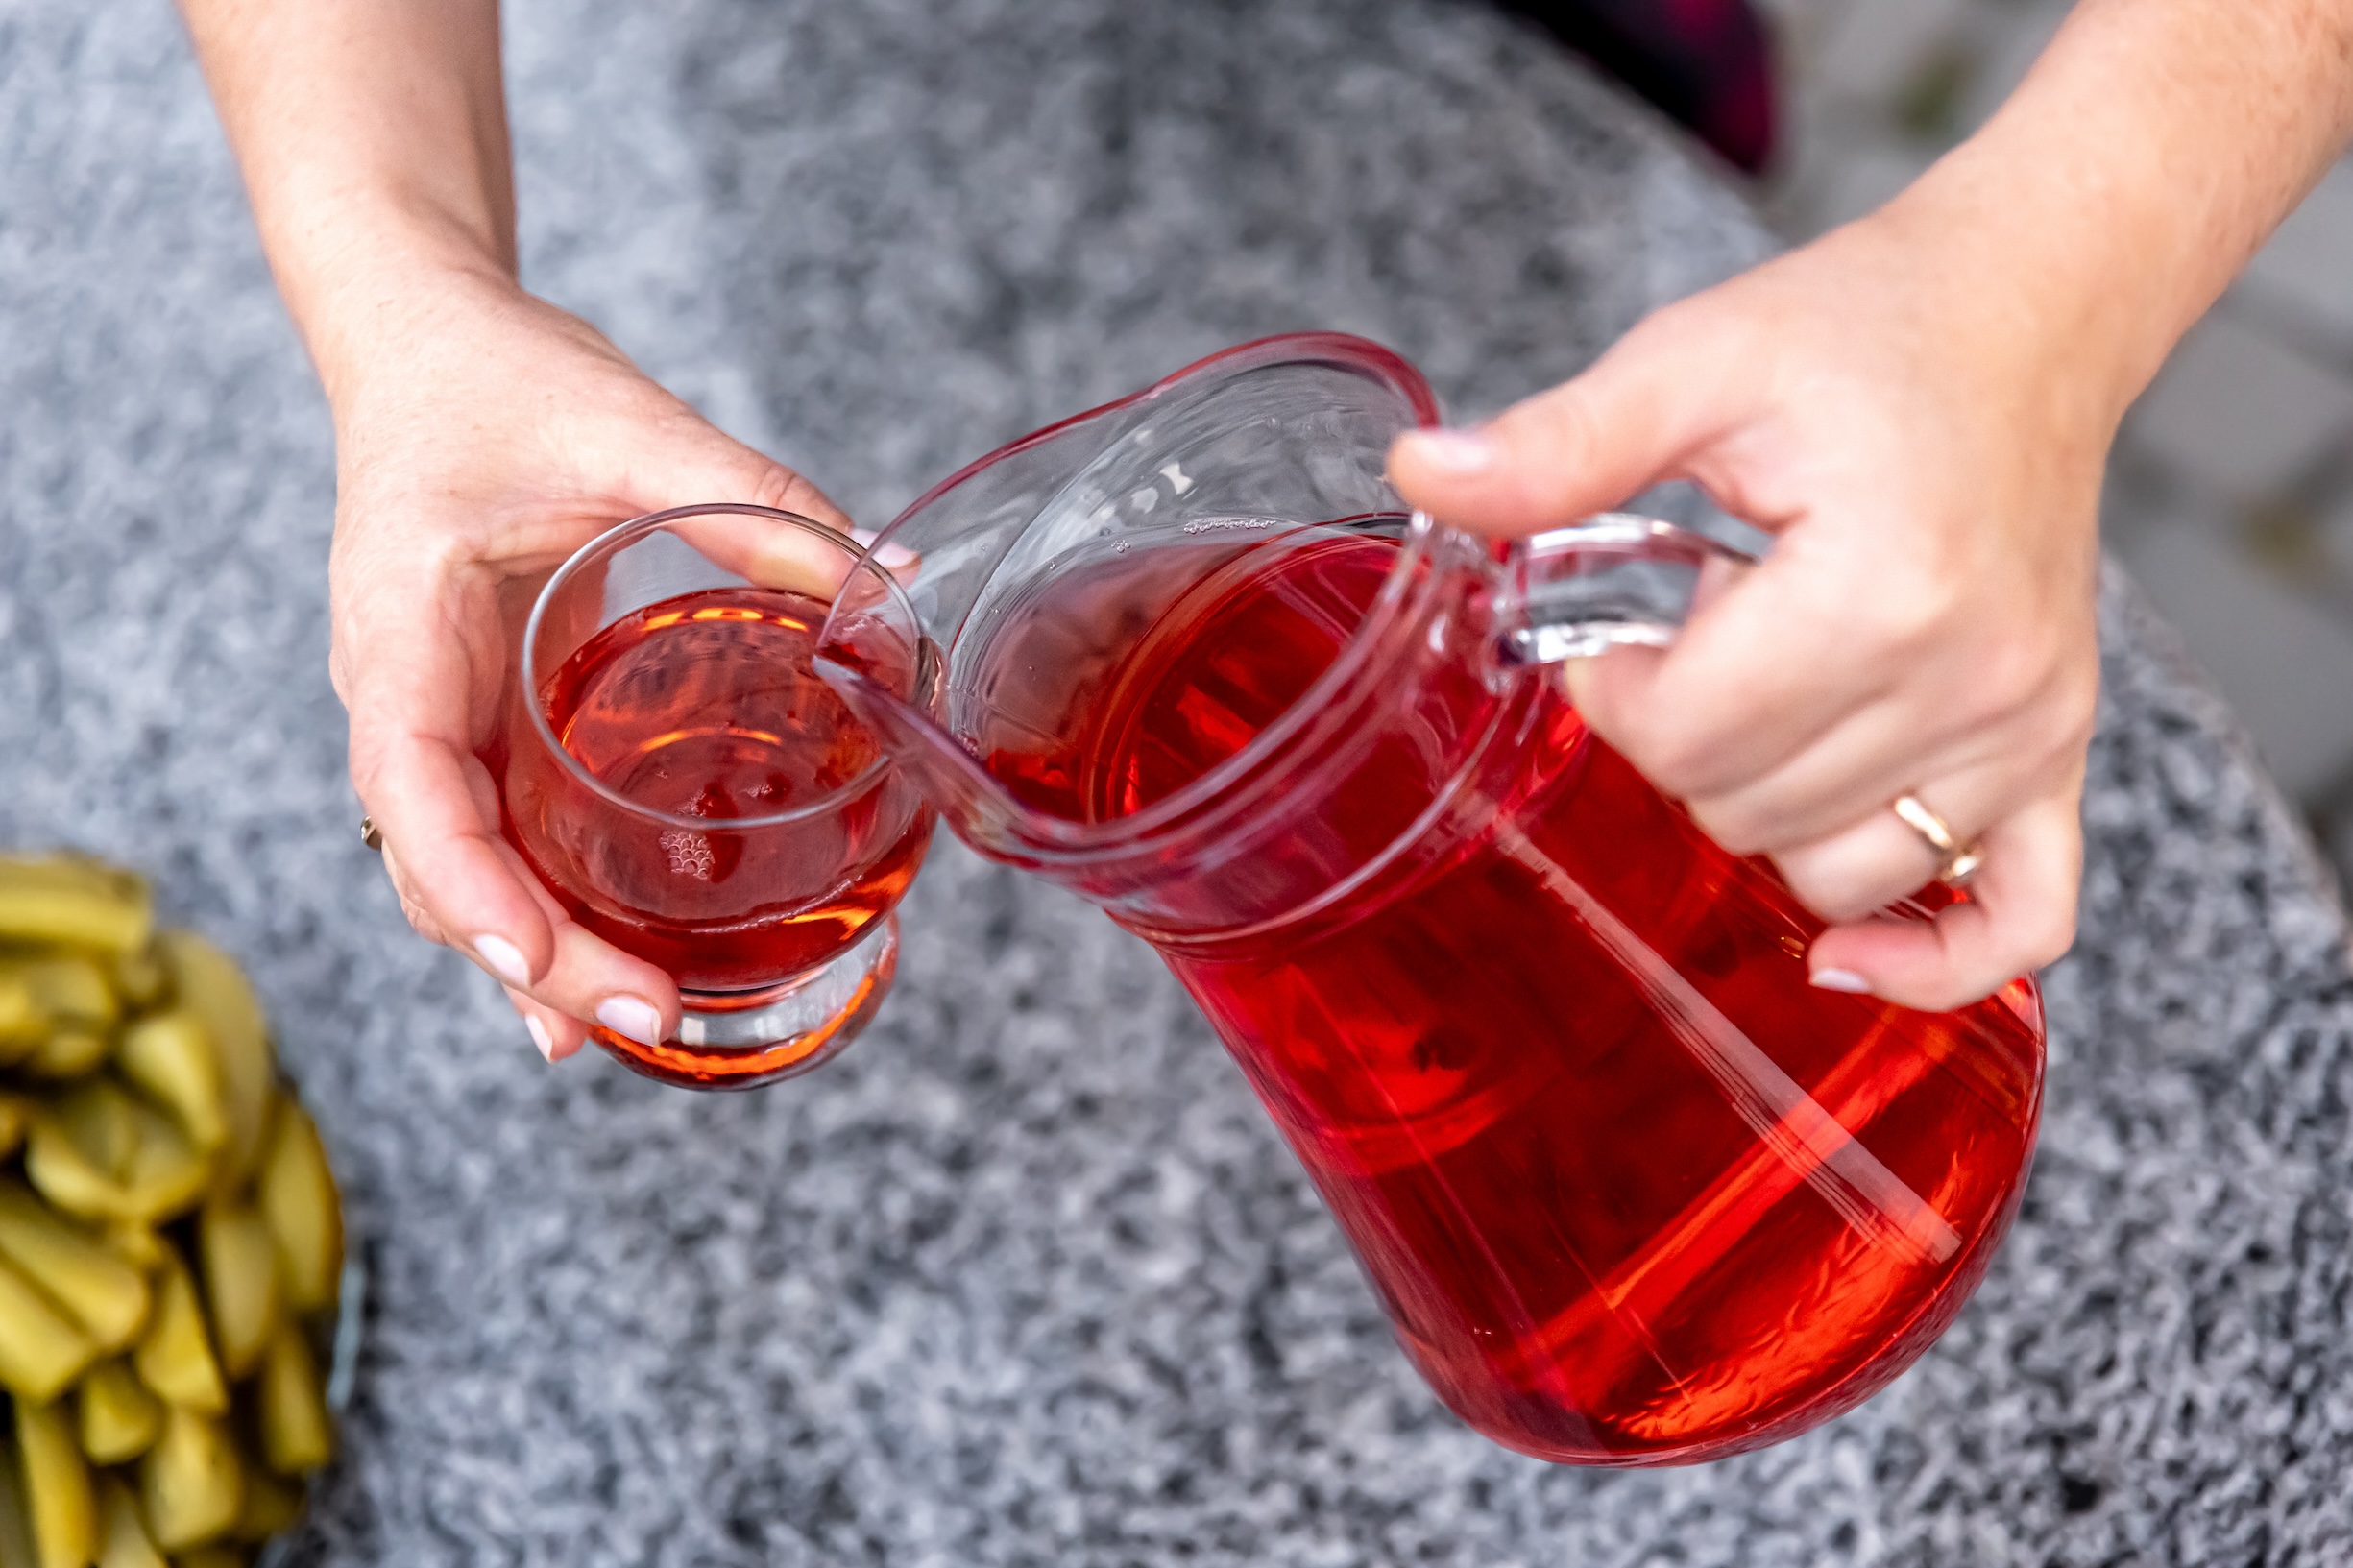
[6, 5, 2348, 1558]
[1758, 0, 2353, 891]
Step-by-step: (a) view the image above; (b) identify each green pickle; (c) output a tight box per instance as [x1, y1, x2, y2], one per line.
[13, 1397, 95, 1568]
[0, 856, 344, 1568]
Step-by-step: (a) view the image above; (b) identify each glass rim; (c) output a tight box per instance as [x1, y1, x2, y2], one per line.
[519, 503, 919, 832]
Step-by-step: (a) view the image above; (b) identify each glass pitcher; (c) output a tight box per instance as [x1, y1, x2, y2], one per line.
[816, 332, 2045, 1466]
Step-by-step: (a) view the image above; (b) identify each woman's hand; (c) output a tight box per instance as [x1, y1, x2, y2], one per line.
[327, 267, 849, 1060]
[1393, 210, 2105, 1012]
[1393, 0, 2353, 1013]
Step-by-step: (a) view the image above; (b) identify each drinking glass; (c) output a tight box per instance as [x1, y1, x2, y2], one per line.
[497, 504, 933, 1089]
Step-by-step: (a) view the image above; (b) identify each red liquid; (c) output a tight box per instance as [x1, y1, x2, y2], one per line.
[975, 526, 2042, 1464]
[501, 586, 929, 1084]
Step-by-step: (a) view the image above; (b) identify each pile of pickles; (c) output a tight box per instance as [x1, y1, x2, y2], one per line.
[0, 855, 344, 1568]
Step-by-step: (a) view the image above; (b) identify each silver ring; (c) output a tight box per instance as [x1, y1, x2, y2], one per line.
[359, 816, 384, 853]
[1892, 793, 1983, 887]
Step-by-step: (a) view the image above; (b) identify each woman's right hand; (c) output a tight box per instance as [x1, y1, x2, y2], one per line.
[325, 265, 850, 1063]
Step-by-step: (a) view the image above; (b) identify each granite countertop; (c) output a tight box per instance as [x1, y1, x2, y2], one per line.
[5, 2, 2352, 1563]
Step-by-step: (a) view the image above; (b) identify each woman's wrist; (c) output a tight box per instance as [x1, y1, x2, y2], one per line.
[288, 232, 536, 415]
[1861, 0, 2353, 449]
[180, 0, 522, 402]
[1848, 158, 2153, 463]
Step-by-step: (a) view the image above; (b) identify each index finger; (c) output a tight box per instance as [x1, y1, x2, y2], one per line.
[1568, 516, 1931, 803]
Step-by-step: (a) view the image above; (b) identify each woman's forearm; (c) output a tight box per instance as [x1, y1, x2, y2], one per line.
[176, 0, 516, 400]
[1885, 0, 2353, 437]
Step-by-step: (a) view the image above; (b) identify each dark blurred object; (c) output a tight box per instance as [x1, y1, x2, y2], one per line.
[1492, 0, 1778, 173]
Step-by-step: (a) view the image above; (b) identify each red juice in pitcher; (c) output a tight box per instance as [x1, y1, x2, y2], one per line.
[972, 521, 2043, 1464]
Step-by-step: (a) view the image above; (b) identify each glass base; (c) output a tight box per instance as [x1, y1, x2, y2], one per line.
[592, 914, 899, 1090]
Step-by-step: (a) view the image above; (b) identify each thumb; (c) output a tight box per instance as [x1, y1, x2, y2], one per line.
[610, 403, 854, 538]
[1388, 317, 1738, 539]
[600, 410, 878, 597]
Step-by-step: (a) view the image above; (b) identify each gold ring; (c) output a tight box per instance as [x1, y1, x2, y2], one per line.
[359, 816, 384, 853]
[1892, 794, 1983, 887]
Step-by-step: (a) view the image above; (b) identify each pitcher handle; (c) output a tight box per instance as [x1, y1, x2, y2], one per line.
[1492, 514, 1754, 666]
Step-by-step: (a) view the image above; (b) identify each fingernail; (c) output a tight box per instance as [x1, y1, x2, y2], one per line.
[596, 995, 664, 1047]
[1810, 968, 1876, 995]
[1407, 427, 1497, 474]
[846, 528, 917, 570]
[524, 1015, 555, 1062]
[473, 934, 531, 988]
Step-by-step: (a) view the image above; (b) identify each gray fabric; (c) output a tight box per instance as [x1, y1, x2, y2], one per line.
[4, 2, 2350, 1563]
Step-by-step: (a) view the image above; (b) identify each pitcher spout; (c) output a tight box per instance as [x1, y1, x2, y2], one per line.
[813, 331, 1753, 935]
[813, 334, 1445, 892]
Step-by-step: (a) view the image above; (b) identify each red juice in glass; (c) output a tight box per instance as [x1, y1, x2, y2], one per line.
[526, 584, 927, 988]
[498, 506, 932, 1090]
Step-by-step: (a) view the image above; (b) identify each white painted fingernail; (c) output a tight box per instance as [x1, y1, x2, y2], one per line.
[473, 934, 530, 988]
[524, 1015, 554, 1063]
[849, 527, 917, 569]
[1407, 427, 1497, 474]
[596, 996, 664, 1047]
[1810, 968, 1876, 995]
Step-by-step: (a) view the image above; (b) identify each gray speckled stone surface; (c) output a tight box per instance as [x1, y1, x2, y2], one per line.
[5, 3, 2352, 1563]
